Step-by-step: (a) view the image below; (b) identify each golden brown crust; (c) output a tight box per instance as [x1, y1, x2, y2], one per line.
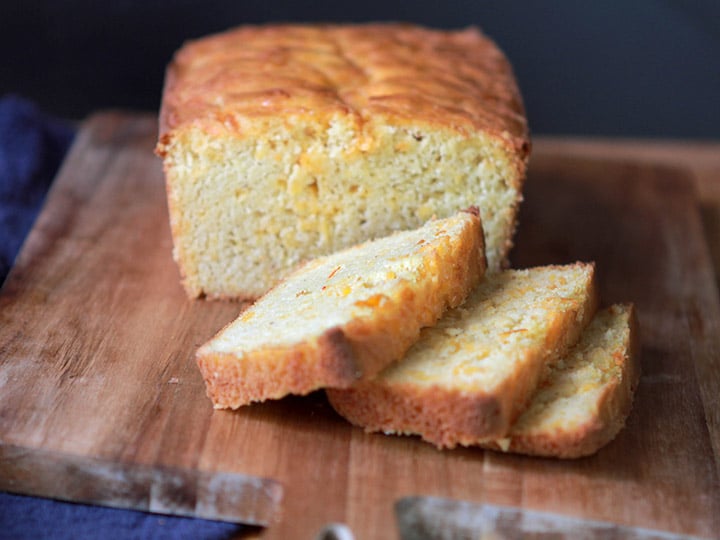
[328, 383, 505, 447]
[197, 210, 486, 408]
[483, 304, 641, 458]
[198, 327, 361, 407]
[156, 23, 529, 163]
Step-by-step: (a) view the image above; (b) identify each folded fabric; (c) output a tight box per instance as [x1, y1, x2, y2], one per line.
[0, 94, 75, 282]
[0, 492, 245, 540]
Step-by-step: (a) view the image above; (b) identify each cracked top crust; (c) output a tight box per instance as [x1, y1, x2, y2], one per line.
[158, 23, 528, 153]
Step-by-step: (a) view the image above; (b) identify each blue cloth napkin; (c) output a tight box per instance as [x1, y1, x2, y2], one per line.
[0, 492, 244, 540]
[0, 95, 75, 282]
[0, 96, 244, 539]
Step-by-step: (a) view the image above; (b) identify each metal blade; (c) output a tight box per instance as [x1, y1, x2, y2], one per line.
[395, 496, 707, 540]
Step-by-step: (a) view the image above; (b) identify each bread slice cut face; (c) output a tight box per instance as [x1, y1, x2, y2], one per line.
[197, 209, 486, 408]
[327, 263, 599, 447]
[483, 304, 640, 458]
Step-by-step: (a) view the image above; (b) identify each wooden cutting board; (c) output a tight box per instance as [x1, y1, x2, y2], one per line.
[1, 113, 718, 539]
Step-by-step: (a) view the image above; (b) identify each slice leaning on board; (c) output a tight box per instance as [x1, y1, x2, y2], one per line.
[197, 209, 486, 408]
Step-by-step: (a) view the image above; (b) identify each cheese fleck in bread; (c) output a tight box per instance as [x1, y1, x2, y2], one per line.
[326, 263, 599, 448]
[485, 304, 640, 458]
[156, 23, 529, 299]
[197, 209, 486, 408]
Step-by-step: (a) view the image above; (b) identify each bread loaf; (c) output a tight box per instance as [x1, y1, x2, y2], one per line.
[482, 304, 640, 458]
[156, 23, 529, 299]
[197, 209, 485, 408]
[326, 263, 599, 448]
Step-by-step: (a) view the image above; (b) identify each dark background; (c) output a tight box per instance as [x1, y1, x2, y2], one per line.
[2, 0, 719, 138]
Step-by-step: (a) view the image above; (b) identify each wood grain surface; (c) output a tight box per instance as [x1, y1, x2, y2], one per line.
[0, 113, 718, 539]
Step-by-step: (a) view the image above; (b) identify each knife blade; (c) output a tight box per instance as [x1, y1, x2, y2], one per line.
[395, 496, 708, 540]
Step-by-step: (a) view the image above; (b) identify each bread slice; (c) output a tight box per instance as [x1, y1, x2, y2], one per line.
[197, 209, 486, 408]
[156, 23, 529, 299]
[326, 263, 599, 447]
[483, 304, 640, 458]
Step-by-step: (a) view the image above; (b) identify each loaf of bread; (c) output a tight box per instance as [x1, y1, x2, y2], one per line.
[156, 23, 529, 299]
[482, 304, 640, 458]
[197, 209, 485, 408]
[326, 263, 599, 448]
